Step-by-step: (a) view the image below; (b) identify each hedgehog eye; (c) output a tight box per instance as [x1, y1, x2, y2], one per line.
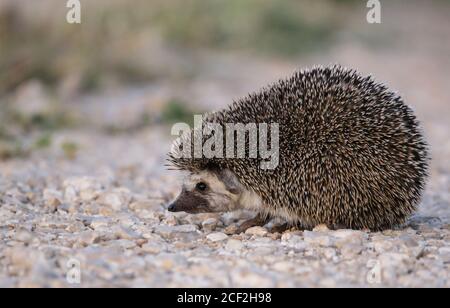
[196, 182, 208, 192]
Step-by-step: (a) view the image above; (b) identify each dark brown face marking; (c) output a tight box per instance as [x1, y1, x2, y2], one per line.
[168, 189, 210, 214]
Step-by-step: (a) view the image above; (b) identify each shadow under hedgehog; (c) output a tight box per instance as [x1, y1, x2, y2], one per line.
[167, 65, 429, 233]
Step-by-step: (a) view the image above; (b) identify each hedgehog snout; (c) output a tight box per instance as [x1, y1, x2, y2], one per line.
[167, 190, 211, 214]
[167, 202, 177, 212]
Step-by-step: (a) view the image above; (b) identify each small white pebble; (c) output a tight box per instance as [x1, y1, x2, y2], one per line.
[245, 226, 268, 237]
[225, 239, 244, 251]
[206, 232, 228, 242]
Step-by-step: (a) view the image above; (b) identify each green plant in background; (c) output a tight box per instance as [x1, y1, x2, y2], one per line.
[0, 95, 77, 160]
[161, 99, 197, 126]
[61, 141, 79, 160]
[34, 133, 53, 149]
[12, 111, 76, 132]
[0, 139, 27, 160]
[0, 0, 354, 96]
[0, 124, 8, 140]
[155, 0, 338, 56]
[5, 102, 79, 133]
[256, 2, 334, 55]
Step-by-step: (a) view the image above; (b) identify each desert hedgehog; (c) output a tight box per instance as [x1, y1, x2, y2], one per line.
[167, 65, 429, 232]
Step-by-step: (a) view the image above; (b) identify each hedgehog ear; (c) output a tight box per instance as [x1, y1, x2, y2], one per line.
[217, 169, 242, 195]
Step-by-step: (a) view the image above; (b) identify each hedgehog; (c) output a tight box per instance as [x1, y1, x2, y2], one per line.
[167, 65, 429, 232]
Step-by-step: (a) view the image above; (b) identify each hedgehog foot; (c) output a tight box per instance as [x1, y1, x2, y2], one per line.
[236, 213, 270, 234]
[270, 223, 290, 234]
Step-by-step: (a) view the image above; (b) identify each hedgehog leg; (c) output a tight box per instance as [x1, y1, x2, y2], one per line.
[236, 213, 271, 234]
[270, 223, 290, 234]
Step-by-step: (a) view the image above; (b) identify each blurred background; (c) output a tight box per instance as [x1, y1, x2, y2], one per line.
[0, 0, 449, 179]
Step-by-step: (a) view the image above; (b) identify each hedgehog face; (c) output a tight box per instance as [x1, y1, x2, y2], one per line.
[168, 169, 243, 214]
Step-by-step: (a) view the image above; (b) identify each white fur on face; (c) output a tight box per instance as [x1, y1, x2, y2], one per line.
[182, 170, 266, 213]
[183, 171, 238, 212]
[183, 171, 222, 191]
